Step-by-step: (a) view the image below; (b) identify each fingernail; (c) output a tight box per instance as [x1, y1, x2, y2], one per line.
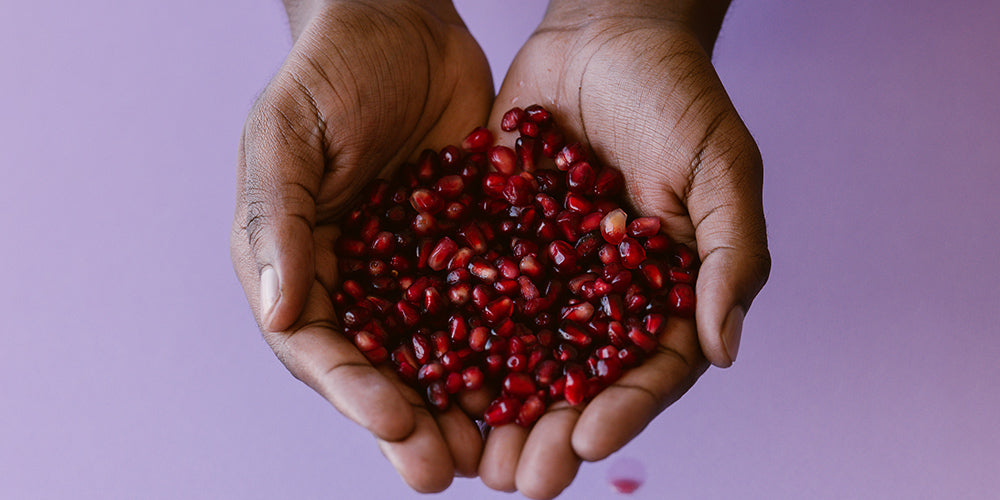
[721, 306, 744, 365]
[260, 265, 279, 321]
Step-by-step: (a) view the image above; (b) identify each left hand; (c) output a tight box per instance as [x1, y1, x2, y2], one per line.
[476, 6, 771, 498]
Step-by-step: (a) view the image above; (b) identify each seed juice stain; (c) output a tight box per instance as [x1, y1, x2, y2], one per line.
[607, 457, 646, 495]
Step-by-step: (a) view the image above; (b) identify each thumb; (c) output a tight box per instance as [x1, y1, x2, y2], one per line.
[237, 100, 323, 332]
[687, 138, 771, 368]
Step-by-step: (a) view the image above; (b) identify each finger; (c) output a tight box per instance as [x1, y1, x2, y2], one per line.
[515, 403, 583, 500]
[237, 95, 325, 332]
[572, 316, 707, 461]
[377, 407, 456, 493]
[264, 281, 416, 442]
[686, 131, 771, 367]
[478, 424, 529, 492]
[374, 367, 458, 491]
[434, 405, 484, 478]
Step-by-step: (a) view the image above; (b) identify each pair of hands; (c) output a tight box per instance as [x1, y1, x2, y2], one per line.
[230, 0, 770, 497]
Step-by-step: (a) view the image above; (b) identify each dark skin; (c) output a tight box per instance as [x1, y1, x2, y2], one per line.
[231, 0, 770, 497]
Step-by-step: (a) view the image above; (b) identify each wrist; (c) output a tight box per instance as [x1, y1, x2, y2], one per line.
[540, 0, 730, 54]
[283, 0, 461, 41]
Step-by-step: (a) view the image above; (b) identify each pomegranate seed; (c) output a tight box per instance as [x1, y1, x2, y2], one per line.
[434, 175, 465, 200]
[462, 366, 485, 390]
[644, 234, 673, 254]
[489, 145, 518, 175]
[540, 130, 564, 158]
[410, 188, 444, 214]
[501, 107, 526, 131]
[580, 212, 603, 233]
[592, 167, 625, 197]
[512, 138, 537, 173]
[558, 321, 593, 348]
[673, 244, 698, 269]
[644, 313, 667, 336]
[524, 104, 552, 124]
[511, 237, 539, 259]
[483, 297, 514, 323]
[353, 331, 381, 352]
[549, 376, 566, 399]
[667, 283, 696, 316]
[564, 193, 593, 214]
[640, 261, 666, 290]
[519, 120, 539, 137]
[469, 326, 490, 352]
[412, 213, 437, 237]
[595, 345, 619, 359]
[547, 240, 578, 274]
[506, 353, 528, 372]
[484, 353, 505, 376]
[628, 326, 658, 353]
[617, 346, 641, 367]
[503, 373, 536, 397]
[561, 302, 595, 323]
[555, 143, 587, 171]
[423, 287, 446, 315]
[484, 396, 521, 426]
[667, 266, 696, 284]
[469, 258, 499, 283]
[427, 237, 458, 271]
[447, 283, 471, 305]
[564, 365, 587, 405]
[444, 372, 463, 394]
[601, 209, 627, 245]
[471, 283, 494, 309]
[439, 145, 462, 170]
[462, 127, 493, 153]
[503, 174, 535, 206]
[534, 170, 564, 195]
[601, 294, 625, 321]
[482, 172, 507, 199]
[395, 301, 420, 327]
[515, 394, 546, 426]
[363, 346, 388, 364]
[567, 162, 596, 193]
[418, 362, 445, 384]
[627, 217, 660, 237]
[618, 238, 647, 269]
[426, 381, 449, 410]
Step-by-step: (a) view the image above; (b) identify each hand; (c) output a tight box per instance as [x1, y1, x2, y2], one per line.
[477, 3, 771, 497]
[229, 0, 493, 492]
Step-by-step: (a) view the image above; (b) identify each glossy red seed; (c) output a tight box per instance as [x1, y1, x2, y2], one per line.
[524, 104, 553, 124]
[501, 107, 526, 131]
[426, 381, 449, 410]
[564, 365, 588, 405]
[503, 174, 534, 206]
[353, 331, 381, 352]
[628, 327, 657, 353]
[667, 283, 696, 316]
[484, 396, 521, 426]
[673, 244, 698, 269]
[434, 175, 465, 199]
[558, 321, 593, 348]
[506, 353, 528, 373]
[363, 346, 388, 364]
[483, 297, 514, 323]
[627, 217, 660, 237]
[618, 238, 647, 269]
[592, 167, 625, 197]
[482, 172, 508, 199]
[417, 362, 445, 384]
[462, 366, 484, 390]
[427, 237, 458, 271]
[515, 394, 546, 427]
[644, 233, 673, 254]
[547, 241, 578, 274]
[410, 188, 444, 214]
[640, 261, 666, 290]
[469, 326, 490, 352]
[503, 373, 536, 397]
[519, 120, 539, 137]
[567, 162, 596, 193]
[515, 136, 539, 172]
[469, 258, 499, 283]
[540, 129, 564, 158]
[555, 143, 587, 171]
[489, 145, 518, 175]
[561, 302, 595, 323]
[601, 209, 627, 245]
[667, 266, 696, 284]
[462, 127, 493, 153]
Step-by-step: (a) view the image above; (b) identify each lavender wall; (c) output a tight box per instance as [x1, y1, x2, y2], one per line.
[2, 0, 998, 498]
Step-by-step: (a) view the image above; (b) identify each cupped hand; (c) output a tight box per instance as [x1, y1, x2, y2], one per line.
[230, 0, 493, 492]
[478, 6, 771, 498]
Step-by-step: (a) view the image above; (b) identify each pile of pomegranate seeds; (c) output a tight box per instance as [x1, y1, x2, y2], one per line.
[331, 105, 698, 428]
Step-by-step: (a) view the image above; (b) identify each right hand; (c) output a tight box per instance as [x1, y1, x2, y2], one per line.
[229, 0, 493, 492]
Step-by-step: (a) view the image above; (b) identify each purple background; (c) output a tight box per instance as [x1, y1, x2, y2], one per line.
[2, 0, 998, 498]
